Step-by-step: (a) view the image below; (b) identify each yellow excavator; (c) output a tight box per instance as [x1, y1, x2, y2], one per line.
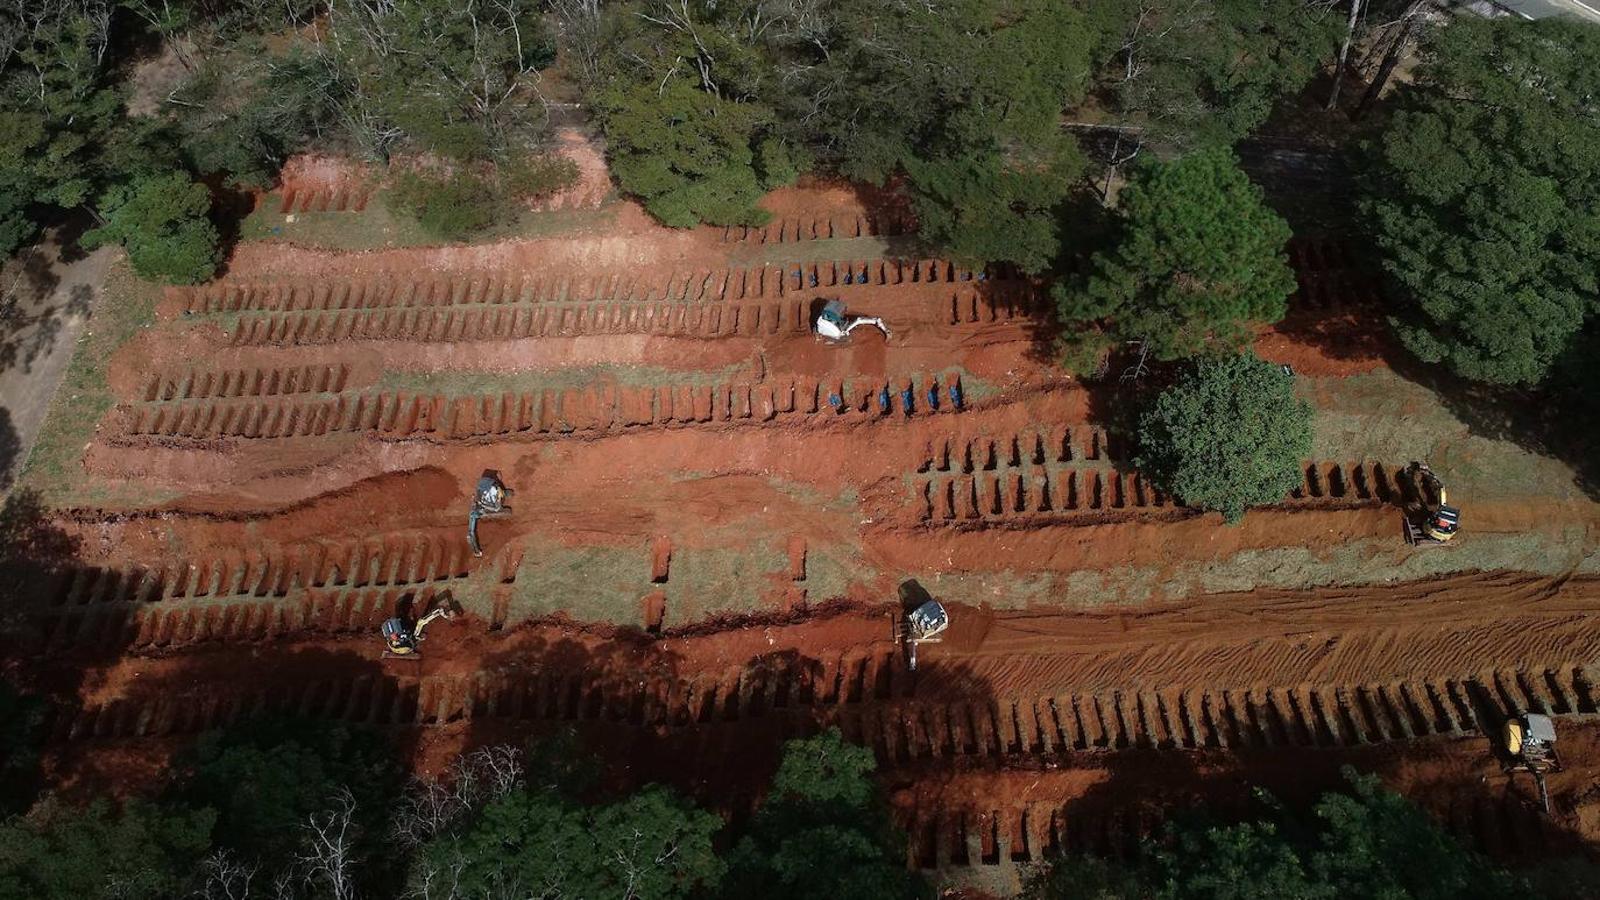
[380, 602, 458, 659]
[1504, 713, 1561, 813]
[1403, 462, 1460, 546]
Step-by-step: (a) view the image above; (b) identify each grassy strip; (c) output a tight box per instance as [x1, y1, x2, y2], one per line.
[374, 362, 752, 397]
[240, 189, 620, 251]
[18, 261, 176, 508]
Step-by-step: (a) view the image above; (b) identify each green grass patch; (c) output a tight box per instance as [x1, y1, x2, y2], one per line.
[18, 261, 178, 508]
[669, 544, 788, 622]
[504, 544, 648, 626]
[374, 362, 750, 397]
[240, 189, 620, 251]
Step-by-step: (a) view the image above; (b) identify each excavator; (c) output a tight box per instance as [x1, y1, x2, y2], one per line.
[380, 600, 458, 659]
[1503, 713, 1562, 813]
[814, 299, 891, 343]
[892, 600, 949, 671]
[1403, 462, 1460, 546]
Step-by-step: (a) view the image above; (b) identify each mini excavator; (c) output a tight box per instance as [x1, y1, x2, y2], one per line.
[892, 600, 949, 672]
[814, 299, 891, 343]
[380, 601, 458, 659]
[1403, 462, 1460, 546]
[468, 471, 511, 558]
[1503, 713, 1562, 813]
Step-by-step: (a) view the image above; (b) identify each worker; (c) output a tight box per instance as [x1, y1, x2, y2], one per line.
[468, 472, 511, 557]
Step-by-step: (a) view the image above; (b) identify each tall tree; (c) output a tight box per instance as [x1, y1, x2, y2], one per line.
[0, 0, 121, 255]
[416, 785, 725, 898]
[1103, 0, 1342, 150]
[1365, 16, 1600, 385]
[785, 0, 1100, 271]
[1056, 148, 1295, 364]
[82, 172, 219, 284]
[0, 798, 215, 900]
[1137, 351, 1312, 523]
[718, 728, 926, 900]
[1023, 768, 1525, 900]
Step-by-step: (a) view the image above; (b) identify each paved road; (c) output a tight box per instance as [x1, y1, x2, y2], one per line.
[0, 240, 117, 497]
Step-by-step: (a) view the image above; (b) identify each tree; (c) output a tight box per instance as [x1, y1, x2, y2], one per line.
[82, 172, 219, 283]
[779, 0, 1099, 271]
[1102, 0, 1341, 150]
[718, 729, 926, 900]
[0, 798, 215, 900]
[1364, 16, 1600, 386]
[1057, 149, 1295, 364]
[0, 0, 123, 255]
[323, 0, 557, 160]
[416, 785, 724, 899]
[177, 718, 400, 883]
[1136, 352, 1312, 523]
[1022, 768, 1525, 900]
[593, 79, 778, 228]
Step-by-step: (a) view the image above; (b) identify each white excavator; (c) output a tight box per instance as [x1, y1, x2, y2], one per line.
[814, 299, 891, 343]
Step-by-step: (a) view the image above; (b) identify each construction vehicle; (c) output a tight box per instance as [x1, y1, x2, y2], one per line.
[1503, 713, 1562, 813]
[380, 603, 458, 659]
[468, 472, 510, 557]
[892, 600, 949, 671]
[814, 299, 891, 343]
[1403, 462, 1460, 546]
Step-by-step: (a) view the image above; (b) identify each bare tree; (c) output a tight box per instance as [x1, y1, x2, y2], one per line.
[297, 788, 362, 900]
[392, 745, 525, 849]
[550, 0, 604, 87]
[1326, 0, 1363, 110]
[1355, 0, 1427, 119]
[192, 851, 259, 900]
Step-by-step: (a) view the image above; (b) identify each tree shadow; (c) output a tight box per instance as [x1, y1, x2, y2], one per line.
[0, 409, 24, 493]
[0, 246, 76, 377]
[1383, 349, 1600, 502]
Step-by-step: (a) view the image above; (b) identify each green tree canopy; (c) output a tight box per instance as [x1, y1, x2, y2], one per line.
[1100, 0, 1341, 149]
[326, 0, 556, 160]
[718, 728, 926, 900]
[1365, 16, 1600, 386]
[1136, 352, 1312, 523]
[1023, 769, 1525, 900]
[0, 2, 124, 255]
[0, 798, 215, 900]
[177, 719, 400, 872]
[419, 784, 724, 898]
[1057, 149, 1295, 364]
[782, 0, 1099, 271]
[593, 79, 776, 228]
[82, 172, 219, 284]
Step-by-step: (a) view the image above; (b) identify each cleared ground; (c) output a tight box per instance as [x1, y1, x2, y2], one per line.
[8, 168, 1600, 892]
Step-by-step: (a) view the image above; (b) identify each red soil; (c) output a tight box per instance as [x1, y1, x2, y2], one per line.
[19, 181, 1600, 884]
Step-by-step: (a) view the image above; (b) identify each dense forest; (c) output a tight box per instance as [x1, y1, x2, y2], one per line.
[4, 0, 1596, 393]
